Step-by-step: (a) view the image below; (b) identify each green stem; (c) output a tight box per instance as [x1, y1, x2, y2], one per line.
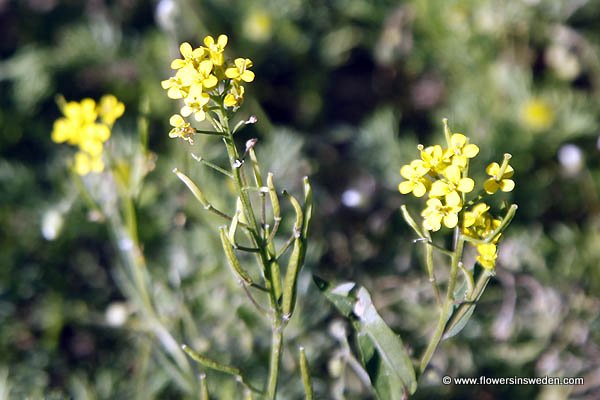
[217, 107, 284, 398]
[419, 235, 464, 375]
[267, 325, 283, 399]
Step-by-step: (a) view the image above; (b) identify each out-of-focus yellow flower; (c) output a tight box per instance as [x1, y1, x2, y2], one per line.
[98, 95, 125, 126]
[421, 191, 462, 231]
[243, 9, 273, 43]
[74, 151, 104, 175]
[430, 164, 475, 198]
[203, 34, 228, 66]
[484, 156, 515, 194]
[476, 243, 497, 269]
[448, 133, 479, 167]
[398, 160, 430, 197]
[51, 95, 123, 175]
[225, 58, 255, 83]
[520, 98, 554, 131]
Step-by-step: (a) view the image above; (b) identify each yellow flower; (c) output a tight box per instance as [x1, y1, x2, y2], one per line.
[421, 191, 462, 231]
[418, 144, 451, 175]
[398, 160, 430, 197]
[51, 95, 122, 175]
[520, 98, 554, 131]
[168, 114, 196, 143]
[462, 203, 501, 242]
[448, 133, 479, 168]
[161, 75, 188, 99]
[429, 164, 475, 197]
[74, 151, 104, 176]
[243, 9, 273, 43]
[171, 42, 205, 70]
[225, 58, 255, 83]
[203, 34, 228, 66]
[98, 95, 125, 126]
[178, 61, 218, 91]
[484, 158, 515, 194]
[463, 203, 490, 229]
[224, 84, 246, 108]
[180, 85, 210, 122]
[476, 243, 497, 269]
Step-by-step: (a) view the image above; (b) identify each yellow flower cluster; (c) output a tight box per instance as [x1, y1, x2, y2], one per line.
[51, 95, 124, 175]
[161, 34, 255, 143]
[399, 121, 515, 269]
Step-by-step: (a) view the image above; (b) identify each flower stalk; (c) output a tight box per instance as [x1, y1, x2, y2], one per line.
[163, 34, 313, 399]
[398, 119, 518, 377]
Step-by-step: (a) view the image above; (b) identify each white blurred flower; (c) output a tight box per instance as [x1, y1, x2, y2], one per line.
[341, 189, 362, 208]
[558, 144, 583, 175]
[41, 209, 64, 241]
[155, 0, 178, 33]
[105, 302, 129, 327]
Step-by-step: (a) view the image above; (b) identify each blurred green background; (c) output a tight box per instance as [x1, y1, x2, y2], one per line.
[1, 0, 600, 398]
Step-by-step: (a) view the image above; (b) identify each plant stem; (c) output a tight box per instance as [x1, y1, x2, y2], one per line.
[267, 324, 283, 399]
[219, 108, 284, 399]
[419, 235, 464, 375]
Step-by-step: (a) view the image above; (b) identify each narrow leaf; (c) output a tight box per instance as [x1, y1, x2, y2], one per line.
[315, 278, 417, 397]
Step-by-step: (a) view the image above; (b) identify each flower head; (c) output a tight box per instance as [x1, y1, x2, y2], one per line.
[225, 58, 255, 83]
[418, 144, 451, 175]
[520, 98, 554, 131]
[224, 84, 246, 108]
[171, 42, 205, 70]
[462, 203, 501, 241]
[51, 95, 123, 175]
[448, 133, 479, 167]
[169, 114, 196, 144]
[484, 154, 515, 194]
[203, 34, 228, 66]
[421, 191, 462, 231]
[161, 34, 255, 142]
[476, 243, 497, 269]
[98, 95, 125, 126]
[429, 164, 475, 198]
[398, 160, 430, 197]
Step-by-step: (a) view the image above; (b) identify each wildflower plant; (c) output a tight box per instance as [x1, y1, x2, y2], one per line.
[163, 35, 313, 399]
[317, 119, 517, 399]
[51, 95, 205, 395]
[399, 119, 518, 376]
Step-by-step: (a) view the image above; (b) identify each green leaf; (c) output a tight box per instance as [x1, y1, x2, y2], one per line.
[315, 277, 417, 398]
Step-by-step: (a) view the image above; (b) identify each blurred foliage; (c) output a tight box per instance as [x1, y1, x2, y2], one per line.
[1, 0, 600, 398]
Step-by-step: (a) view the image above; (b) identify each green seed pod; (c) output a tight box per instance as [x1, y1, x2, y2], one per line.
[219, 226, 252, 285]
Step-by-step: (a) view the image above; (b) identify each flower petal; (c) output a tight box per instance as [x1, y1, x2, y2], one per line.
[443, 213, 458, 229]
[398, 181, 413, 194]
[457, 177, 475, 193]
[499, 179, 515, 192]
[484, 179, 499, 194]
[486, 162, 500, 177]
[463, 144, 479, 158]
[413, 182, 427, 197]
